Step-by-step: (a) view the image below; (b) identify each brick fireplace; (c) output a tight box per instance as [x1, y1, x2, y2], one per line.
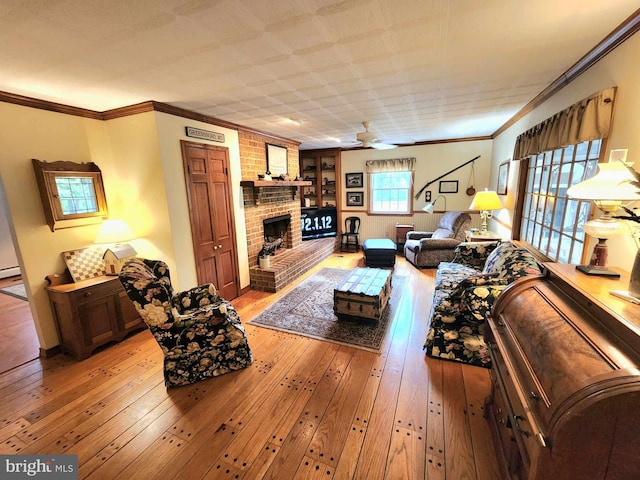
[238, 131, 338, 292]
[242, 186, 302, 268]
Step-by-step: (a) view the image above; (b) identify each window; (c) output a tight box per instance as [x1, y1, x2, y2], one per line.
[369, 171, 413, 214]
[520, 139, 602, 263]
[55, 176, 99, 215]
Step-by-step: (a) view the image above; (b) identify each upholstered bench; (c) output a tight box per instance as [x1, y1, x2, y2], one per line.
[362, 238, 396, 267]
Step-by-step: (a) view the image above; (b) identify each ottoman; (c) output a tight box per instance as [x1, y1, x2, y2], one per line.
[362, 238, 396, 267]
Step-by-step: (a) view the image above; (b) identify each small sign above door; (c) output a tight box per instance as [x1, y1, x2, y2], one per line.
[185, 126, 225, 143]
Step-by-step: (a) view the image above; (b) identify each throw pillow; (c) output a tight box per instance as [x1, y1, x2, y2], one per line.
[447, 273, 509, 305]
[482, 241, 518, 275]
[432, 227, 454, 239]
[452, 241, 499, 268]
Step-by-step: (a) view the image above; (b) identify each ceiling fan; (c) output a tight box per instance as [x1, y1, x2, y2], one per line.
[355, 121, 397, 150]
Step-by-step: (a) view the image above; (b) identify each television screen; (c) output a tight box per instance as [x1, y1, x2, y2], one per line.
[301, 206, 337, 240]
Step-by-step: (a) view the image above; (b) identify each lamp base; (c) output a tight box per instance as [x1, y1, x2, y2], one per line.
[575, 264, 620, 277]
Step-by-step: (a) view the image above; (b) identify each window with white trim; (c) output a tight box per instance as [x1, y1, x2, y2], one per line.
[369, 171, 413, 214]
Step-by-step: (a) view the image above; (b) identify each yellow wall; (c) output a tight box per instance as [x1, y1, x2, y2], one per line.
[0, 104, 176, 350]
[491, 32, 640, 269]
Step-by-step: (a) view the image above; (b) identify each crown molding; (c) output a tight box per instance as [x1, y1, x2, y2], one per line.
[0, 90, 103, 119]
[493, 8, 640, 138]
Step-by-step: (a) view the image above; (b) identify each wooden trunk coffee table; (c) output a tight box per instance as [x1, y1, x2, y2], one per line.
[333, 267, 392, 321]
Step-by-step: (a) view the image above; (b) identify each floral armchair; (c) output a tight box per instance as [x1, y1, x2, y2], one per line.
[119, 258, 252, 387]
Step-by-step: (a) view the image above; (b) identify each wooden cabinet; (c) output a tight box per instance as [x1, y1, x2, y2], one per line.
[485, 263, 640, 480]
[47, 275, 145, 359]
[395, 223, 414, 252]
[299, 149, 340, 209]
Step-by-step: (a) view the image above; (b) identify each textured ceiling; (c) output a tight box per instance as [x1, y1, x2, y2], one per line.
[0, 0, 638, 150]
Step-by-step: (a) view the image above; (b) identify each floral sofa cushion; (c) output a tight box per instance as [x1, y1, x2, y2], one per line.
[424, 241, 542, 368]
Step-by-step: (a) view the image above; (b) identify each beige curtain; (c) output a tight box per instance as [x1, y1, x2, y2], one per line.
[513, 87, 616, 160]
[365, 157, 416, 172]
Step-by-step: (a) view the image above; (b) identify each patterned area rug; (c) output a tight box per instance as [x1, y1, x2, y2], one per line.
[0, 283, 27, 301]
[248, 267, 405, 352]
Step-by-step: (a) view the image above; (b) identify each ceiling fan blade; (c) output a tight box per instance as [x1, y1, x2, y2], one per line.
[372, 142, 397, 150]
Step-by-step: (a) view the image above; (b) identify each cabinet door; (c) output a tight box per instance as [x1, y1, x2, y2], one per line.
[118, 291, 143, 331]
[78, 295, 119, 347]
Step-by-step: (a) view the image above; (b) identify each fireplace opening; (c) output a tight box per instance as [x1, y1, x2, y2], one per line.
[263, 214, 291, 252]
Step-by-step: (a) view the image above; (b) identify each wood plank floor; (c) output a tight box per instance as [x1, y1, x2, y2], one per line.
[0, 253, 501, 479]
[0, 275, 39, 374]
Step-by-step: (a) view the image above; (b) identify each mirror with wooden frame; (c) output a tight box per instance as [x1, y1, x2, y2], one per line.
[32, 159, 108, 232]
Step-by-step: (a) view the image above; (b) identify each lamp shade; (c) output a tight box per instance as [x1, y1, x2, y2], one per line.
[422, 195, 446, 214]
[95, 219, 136, 244]
[469, 190, 503, 211]
[567, 161, 640, 202]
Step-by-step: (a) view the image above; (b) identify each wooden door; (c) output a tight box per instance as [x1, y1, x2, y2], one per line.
[181, 141, 239, 300]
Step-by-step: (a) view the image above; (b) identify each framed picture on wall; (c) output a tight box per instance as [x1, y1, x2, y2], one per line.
[265, 143, 288, 176]
[345, 172, 363, 188]
[497, 161, 510, 195]
[346, 191, 364, 207]
[439, 180, 458, 194]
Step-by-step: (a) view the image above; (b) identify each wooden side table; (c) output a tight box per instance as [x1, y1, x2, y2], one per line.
[465, 230, 501, 242]
[395, 224, 414, 252]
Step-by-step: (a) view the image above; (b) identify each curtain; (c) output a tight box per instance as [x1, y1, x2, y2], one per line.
[365, 157, 416, 172]
[513, 87, 616, 160]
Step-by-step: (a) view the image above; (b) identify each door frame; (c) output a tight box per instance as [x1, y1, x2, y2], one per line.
[180, 140, 241, 298]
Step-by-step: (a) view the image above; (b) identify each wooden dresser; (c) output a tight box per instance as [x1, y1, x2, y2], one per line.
[485, 262, 640, 480]
[46, 275, 145, 360]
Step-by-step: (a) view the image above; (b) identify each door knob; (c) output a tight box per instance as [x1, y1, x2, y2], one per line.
[213, 245, 218, 250]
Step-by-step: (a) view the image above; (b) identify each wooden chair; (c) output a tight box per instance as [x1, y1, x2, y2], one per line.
[340, 216, 361, 252]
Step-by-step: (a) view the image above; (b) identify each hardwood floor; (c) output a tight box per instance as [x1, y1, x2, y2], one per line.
[0, 275, 39, 373]
[0, 253, 501, 479]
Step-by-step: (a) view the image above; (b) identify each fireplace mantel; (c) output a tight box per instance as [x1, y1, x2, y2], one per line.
[240, 180, 312, 188]
[241, 180, 311, 205]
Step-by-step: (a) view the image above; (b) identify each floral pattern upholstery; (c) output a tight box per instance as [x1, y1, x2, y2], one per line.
[424, 241, 542, 368]
[119, 258, 252, 387]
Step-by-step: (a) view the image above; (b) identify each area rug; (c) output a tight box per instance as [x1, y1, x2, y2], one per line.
[0, 283, 27, 301]
[248, 268, 405, 352]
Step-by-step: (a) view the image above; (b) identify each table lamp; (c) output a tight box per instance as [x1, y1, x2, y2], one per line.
[422, 195, 447, 214]
[95, 219, 137, 275]
[469, 189, 503, 234]
[567, 151, 640, 276]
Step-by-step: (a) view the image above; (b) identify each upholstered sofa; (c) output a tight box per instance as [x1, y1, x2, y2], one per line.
[119, 258, 253, 387]
[424, 241, 542, 368]
[404, 211, 471, 267]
